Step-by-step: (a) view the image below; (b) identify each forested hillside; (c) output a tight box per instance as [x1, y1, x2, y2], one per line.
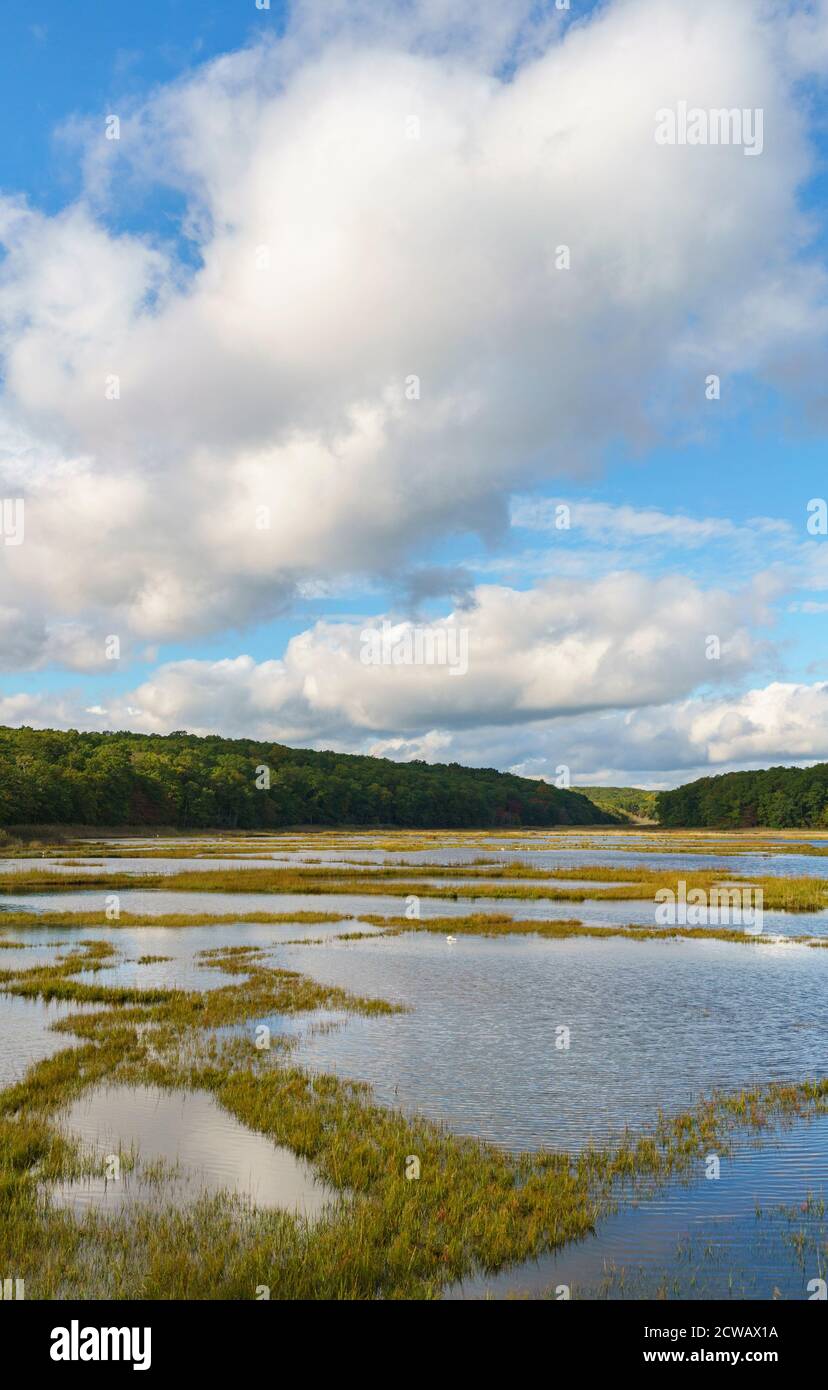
[573, 786, 659, 822]
[0, 727, 615, 830]
[656, 764, 828, 828]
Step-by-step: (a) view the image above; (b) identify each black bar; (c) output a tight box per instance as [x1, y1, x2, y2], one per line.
[4, 1297, 822, 1375]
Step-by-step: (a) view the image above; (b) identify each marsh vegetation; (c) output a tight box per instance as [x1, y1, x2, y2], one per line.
[2, 826, 827, 1299]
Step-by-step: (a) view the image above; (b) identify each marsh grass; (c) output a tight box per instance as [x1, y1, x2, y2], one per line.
[2, 908, 819, 952]
[3, 830, 827, 1297]
[1, 862, 825, 912]
[0, 909, 352, 929]
[2, 930, 828, 1299]
[365, 913, 815, 947]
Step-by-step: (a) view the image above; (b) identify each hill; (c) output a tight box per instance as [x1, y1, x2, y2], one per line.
[656, 763, 828, 829]
[573, 786, 659, 823]
[0, 726, 616, 830]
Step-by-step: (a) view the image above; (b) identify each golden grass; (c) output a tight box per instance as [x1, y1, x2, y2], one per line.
[1, 861, 824, 911]
[2, 933, 827, 1299]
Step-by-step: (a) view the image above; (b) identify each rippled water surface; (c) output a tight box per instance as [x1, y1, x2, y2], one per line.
[3, 887, 826, 938]
[0, 993, 108, 1089]
[3, 830, 828, 1299]
[449, 1115, 828, 1300]
[231, 932, 828, 1150]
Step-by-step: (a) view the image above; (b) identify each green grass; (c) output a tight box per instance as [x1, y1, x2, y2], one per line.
[1, 862, 825, 911]
[364, 913, 814, 946]
[3, 830, 827, 1298]
[2, 934, 828, 1299]
[0, 909, 351, 929]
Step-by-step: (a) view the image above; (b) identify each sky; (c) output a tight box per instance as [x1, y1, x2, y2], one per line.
[1, 0, 828, 788]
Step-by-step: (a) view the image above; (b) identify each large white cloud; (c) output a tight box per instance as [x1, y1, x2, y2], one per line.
[0, 0, 826, 666]
[3, 667, 827, 792]
[503, 680, 828, 786]
[0, 571, 768, 741]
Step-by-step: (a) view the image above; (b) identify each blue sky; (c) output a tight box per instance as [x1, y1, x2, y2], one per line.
[0, 2, 284, 208]
[1, 0, 828, 785]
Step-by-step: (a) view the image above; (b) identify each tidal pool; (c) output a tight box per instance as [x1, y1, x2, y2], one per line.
[0, 993, 108, 1089]
[2, 919, 379, 994]
[0, 923, 379, 1091]
[242, 931, 828, 1151]
[51, 1084, 337, 1220]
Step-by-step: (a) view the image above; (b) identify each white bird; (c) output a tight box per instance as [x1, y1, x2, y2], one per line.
[446, 935, 457, 944]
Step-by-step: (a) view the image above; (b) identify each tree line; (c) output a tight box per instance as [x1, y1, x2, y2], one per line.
[656, 763, 828, 829]
[0, 726, 614, 830]
[573, 786, 659, 822]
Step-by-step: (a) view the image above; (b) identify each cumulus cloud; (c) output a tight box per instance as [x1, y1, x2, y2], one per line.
[0, 572, 767, 740]
[350, 681, 828, 787]
[0, 0, 826, 665]
[668, 681, 828, 765]
[4, 665, 827, 792]
[511, 681, 828, 785]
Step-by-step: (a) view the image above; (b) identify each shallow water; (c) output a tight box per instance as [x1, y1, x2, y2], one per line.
[251, 843, 828, 877]
[1, 919, 378, 993]
[3, 830, 828, 1301]
[449, 1114, 828, 1300]
[0, 943, 65, 972]
[52, 1084, 336, 1219]
[239, 932, 828, 1151]
[67, 962, 243, 993]
[2, 887, 824, 938]
[0, 994, 108, 1089]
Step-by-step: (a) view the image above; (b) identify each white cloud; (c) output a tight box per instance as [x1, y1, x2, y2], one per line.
[341, 680, 828, 787]
[511, 498, 796, 548]
[474, 681, 828, 786]
[668, 680, 828, 764]
[784, 0, 828, 75]
[0, 572, 767, 739]
[4, 665, 827, 792]
[0, 0, 826, 664]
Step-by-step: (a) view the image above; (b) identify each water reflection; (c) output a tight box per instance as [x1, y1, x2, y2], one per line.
[52, 1084, 337, 1220]
[2, 888, 824, 937]
[0, 994, 108, 1089]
